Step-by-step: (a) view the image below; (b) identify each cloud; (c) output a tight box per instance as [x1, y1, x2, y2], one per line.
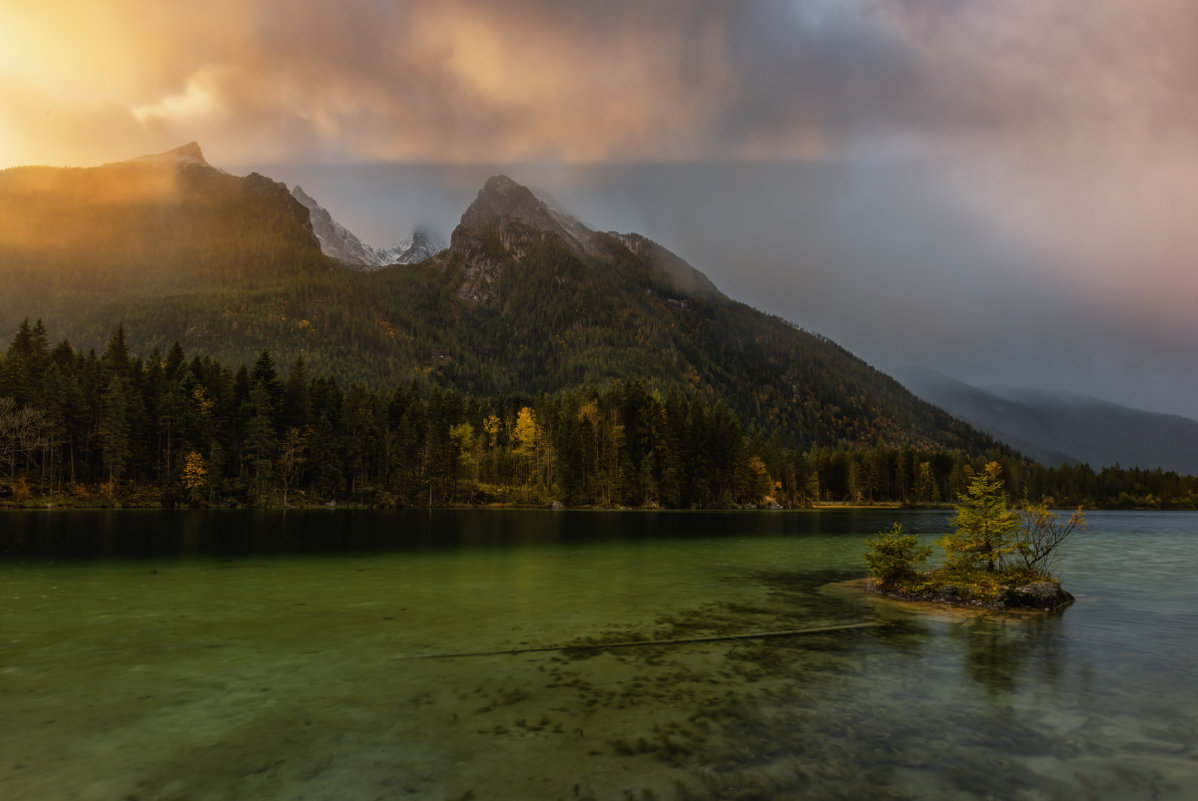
[4, 0, 1197, 167]
[132, 67, 225, 125]
[4, 0, 1198, 416]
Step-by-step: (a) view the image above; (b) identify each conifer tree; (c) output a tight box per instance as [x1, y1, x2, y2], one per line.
[100, 376, 132, 481]
[943, 461, 1020, 572]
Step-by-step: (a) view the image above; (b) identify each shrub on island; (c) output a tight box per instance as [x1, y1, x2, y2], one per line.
[866, 462, 1084, 611]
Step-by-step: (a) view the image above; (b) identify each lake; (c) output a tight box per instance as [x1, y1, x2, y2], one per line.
[2, 509, 1196, 800]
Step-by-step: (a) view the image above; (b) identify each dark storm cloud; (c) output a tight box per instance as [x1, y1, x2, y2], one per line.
[7, 0, 1198, 417]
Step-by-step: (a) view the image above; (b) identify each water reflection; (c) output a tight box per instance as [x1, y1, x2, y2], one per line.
[0, 508, 957, 561]
[956, 615, 1070, 697]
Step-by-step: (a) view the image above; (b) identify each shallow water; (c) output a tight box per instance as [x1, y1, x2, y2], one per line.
[2, 509, 1196, 800]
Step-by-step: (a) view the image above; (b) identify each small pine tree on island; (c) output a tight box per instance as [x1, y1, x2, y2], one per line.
[865, 462, 1084, 611]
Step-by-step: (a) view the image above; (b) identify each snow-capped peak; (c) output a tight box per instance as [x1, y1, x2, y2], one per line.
[291, 185, 382, 269]
[376, 228, 447, 266]
[290, 186, 447, 269]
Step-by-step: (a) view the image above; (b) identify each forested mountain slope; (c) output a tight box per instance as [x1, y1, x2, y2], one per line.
[1, 146, 993, 453]
[0, 144, 405, 382]
[363, 175, 991, 450]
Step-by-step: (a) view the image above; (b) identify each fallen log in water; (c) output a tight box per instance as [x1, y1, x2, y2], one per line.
[397, 621, 885, 661]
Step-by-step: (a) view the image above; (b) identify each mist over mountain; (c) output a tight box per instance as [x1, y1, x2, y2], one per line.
[376, 229, 446, 266]
[898, 367, 1198, 474]
[1, 144, 995, 453]
[290, 185, 446, 269]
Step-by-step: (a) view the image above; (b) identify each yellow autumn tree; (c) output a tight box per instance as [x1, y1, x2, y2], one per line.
[512, 406, 543, 493]
[182, 450, 207, 504]
[482, 415, 502, 449]
[943, 461, 1020, 572]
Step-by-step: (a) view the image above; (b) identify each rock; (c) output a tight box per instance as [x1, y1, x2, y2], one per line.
[936, 585, 961, 602]
[547, 500, 565, 510]
[291, 185, 381, 268]
[452, 175, 592, 257]
[1003, 581, 1074, 610]
[864, 574, 1075, 615]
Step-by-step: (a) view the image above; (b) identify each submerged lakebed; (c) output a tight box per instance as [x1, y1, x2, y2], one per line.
[2, 510, 1197, 800]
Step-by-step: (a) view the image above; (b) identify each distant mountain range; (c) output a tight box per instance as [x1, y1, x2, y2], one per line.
[290, 185, 445, 269]
[897, 367, 1198, 473]
[0, 142, 997, 453]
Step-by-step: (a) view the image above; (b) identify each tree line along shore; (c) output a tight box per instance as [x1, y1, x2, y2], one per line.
[3, 321, 1198, 510]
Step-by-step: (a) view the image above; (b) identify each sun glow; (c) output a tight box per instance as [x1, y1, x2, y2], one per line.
[0, 9, 31, 75]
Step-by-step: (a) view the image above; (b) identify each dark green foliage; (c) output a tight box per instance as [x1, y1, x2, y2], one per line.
[361, 235, 995, 453]
[0, 326, 766, 507]
[3, 323, 1192, 509]
[2, 323, 1197, 508]
[864, 523, 932, 588]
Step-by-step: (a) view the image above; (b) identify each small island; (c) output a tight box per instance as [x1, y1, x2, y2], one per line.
[864, 462, 1084, 613]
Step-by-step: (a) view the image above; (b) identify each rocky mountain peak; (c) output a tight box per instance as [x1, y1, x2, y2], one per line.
[291, 184, 318, 207]
[377, 227, 446, 265]
[290, 184, 378, 268]
[289, 185, 446, 269]
[444, 174, 726, 305]
[451, 174, 592, 255]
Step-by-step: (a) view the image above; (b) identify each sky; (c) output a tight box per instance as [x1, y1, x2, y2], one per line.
[3, 0, 1197, 418]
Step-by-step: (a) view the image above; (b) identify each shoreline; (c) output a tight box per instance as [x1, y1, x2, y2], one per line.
[828, 577, 1074, 619]
[0, 499, 1180, 512]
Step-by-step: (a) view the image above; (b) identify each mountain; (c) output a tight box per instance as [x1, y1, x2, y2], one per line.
[357, 174, 992, 449]
[289, 185, 446, 268]
[898, 367, 1198, 473]
[0, 141, 321, 294]
[0, 143, 397, 380]
[376, 229, 446, 265]
[1, 146, 995, 453]
[290, 185, 380, 267]
[439, 175, 721, 305]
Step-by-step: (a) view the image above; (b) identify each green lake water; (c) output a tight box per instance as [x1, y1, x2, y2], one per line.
[2, 509, 1196, 800]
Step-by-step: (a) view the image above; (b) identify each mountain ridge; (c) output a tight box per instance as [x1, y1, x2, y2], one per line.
[376, 229, 446, 266]
[1, 144, 995, 453]
[291, 184, 380, 267]
[897, 367, 1198, 473]
[290, 184, 446, 269]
